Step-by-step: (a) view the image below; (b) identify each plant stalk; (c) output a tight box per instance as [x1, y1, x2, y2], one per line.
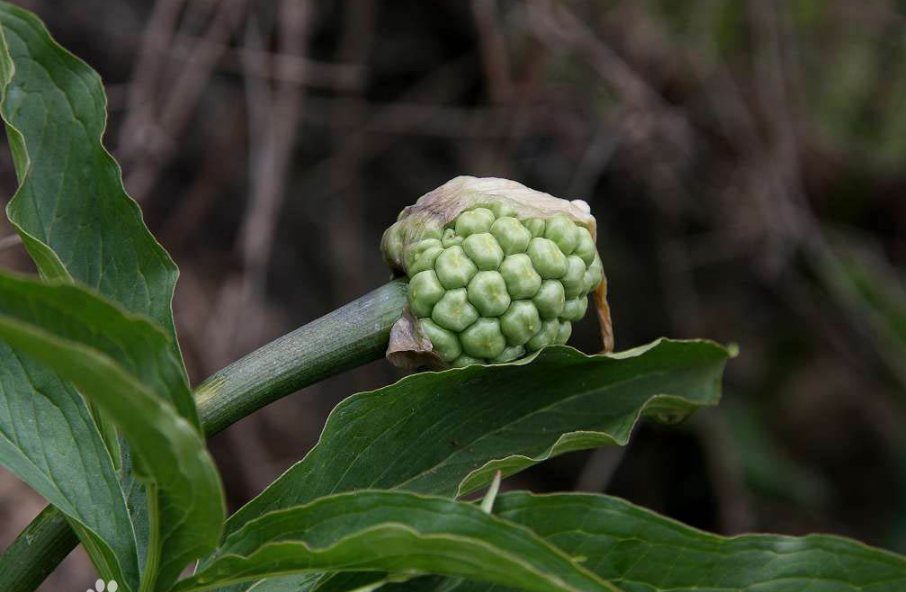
[0, 279, 408, 592]
[0, 505, 79, 592]
[137, 484, 160, 592]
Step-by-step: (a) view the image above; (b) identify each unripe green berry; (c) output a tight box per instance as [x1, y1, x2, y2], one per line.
[460, 317, 507, 359]
[490, 217, 531, 255]
[583, 254, 603, 294]
[408, 239, 444, 275]
[524, 218, 546, 238]
[532, 279, 565, 320]
[561, 296, 588, 322]
[561, 255, 587, 299]
[500, 300, 542, 346]
[499, 253, 542, 299]
[418, 318, 462, 362]
[406, 238, 442, 267]
[462, 233, 504, 270]
[492, 345, 525, 364]
[435, 245, 478, 289]
[432, 288, 479, 332]
[490, 201, 517, 218]
[574, 227, 597, 266]
[451, 355, 483, 367]
[455, 208, 495, 237]
[527, 237, 568, 279]
[467, 271, 511, 317]
[555, 320, 572, 345]
[526, 319, 560, 351]
[408, 270, 446, 317]
[544, 215, 579, 255]
[442, 228, 463, 248]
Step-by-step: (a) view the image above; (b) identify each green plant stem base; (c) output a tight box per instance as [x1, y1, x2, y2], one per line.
[0, 505, 79, 592]
[0, 279, 409, 592]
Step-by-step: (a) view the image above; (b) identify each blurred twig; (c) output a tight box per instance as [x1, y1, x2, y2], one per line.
[472, 0, 513, 104]
[326, 0, 377, 305]
[691, 411, 756, 535]
[0, 234, 21, 252]
[575, 447, 627, 493]
[119, 0, 250, 202]
[168, 34, 363, 90]
[204, 0, 312, 370]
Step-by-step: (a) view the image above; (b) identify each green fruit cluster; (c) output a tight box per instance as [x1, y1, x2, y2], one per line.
[405, 205, 603, 367]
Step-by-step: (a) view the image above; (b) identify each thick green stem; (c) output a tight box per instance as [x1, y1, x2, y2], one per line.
[196, 279, 409, 437]
[0, 505, 80, 592]
[0, 279, 408, 592]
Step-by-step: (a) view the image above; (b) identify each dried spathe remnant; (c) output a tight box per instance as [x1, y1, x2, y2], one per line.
[382, 176, 613, 368]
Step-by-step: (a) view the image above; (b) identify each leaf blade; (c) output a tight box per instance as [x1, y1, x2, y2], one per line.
[0, 4, 207, 584]
[0, 1, 195, 427]
[391, 491, 906, 592]
[0, 342, 140, 589]
[175, 491, 618, 592]
[0, 272, 225, 592]
[228, 339, 731, 535]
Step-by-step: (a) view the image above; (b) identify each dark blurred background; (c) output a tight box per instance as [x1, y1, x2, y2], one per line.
[1, 0, 905, 588]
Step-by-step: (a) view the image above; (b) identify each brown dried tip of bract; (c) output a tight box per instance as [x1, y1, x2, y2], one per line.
[386, 309, 447, 370]
[382, 176, 614, 369]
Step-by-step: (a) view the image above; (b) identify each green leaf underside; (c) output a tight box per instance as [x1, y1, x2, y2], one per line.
[173, 491, 618, 592]
[214, 339, 729, 592]
[0, 272, 225, 592]
[389, 492, 906, 592]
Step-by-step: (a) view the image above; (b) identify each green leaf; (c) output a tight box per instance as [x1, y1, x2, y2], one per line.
[173, 491, 619, 592]
[389, 491, 906, 592]
[0, 272, 225, 592]
[0, 3, 202, 583]
[227, 339, 731, 537]
[215, 339, 730, 592]
[0, 1, 195, 427]
[0, 341, 140, 589]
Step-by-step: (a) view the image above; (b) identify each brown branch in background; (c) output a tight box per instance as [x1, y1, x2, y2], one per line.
[575, 447, 627, 493]
[745, 0, 808, 274]
[326, 0, 377, 305]
[117, 0, 187, 165]
[0, 234, 21, 252]
[238, 1, 311, 300]
[525, 1, 692, 208]
[527, 1, 666, 110]
[466, 0, 513, 177]
[204, 0, 313, 369]
[293, 55, 480, 208]
[472, 0, 513, 104]
[199, 0, 314, 496]
[302, 100, 517, 138]
[567, 127, 620, 198]
[168, 34, 363, 91]
[120, 0, 250, 202]
[158, 99, 247, 250]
